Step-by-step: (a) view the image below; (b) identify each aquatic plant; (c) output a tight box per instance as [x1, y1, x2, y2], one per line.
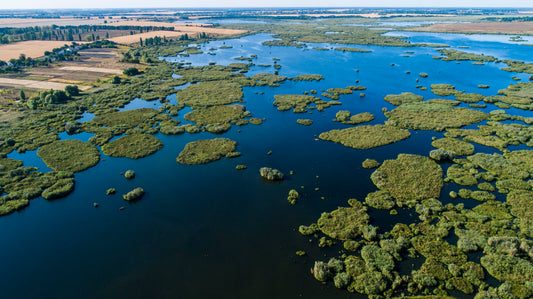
[429, 148, 456, 162]
[106, 188, 116, 195]
[371, 154, 443, 201]
[177, 138, 237, 165]
[259, 167, 284, 181]
[384, 92, 423, 106]
[431, 138, 475, 156]
[184, 105, 247, 126]
[178, 81, 244, 108]
[290, 74, 324, 81]
[273, 94, 320, 113]
[334, 47, 372, 53]
[467, 153, 529, 180]
[103, 134, 163, 159]
[41, 178, 75, 200]
[123, 187, 145, 201]
[37, 140, 100, 172]
[319, 124, 411, 149]
[317, 203, 369, 240]
[124, 170, 135, 180]
[296, 119, 313, 126]
[365, 191, 395, 210]
[385, 102, 488, 131]
[287, 189, 300, 204]
[362, 159, 380, 169]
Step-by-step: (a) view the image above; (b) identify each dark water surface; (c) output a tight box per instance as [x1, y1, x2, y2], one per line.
[1, 31, 532, 298]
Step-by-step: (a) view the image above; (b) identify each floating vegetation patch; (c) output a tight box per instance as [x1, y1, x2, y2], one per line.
[384, 92, 423, 106]
[123, 187, 145, 201]
[273, 94, 321, 113]
[178, 81, 244, 108]
[431, 84, 462, 96]
[260, 167, 284, 181]
[362, 159, 380, 169]
[334, 111, 375, 125]
[90, 108, 158, 129]
[42, 178, 75, 200]
[177, 138, 237, 165]
[426, 99, 460, 106]
[456, 93, 486, 103]
[431, 138, 475, 156]
[385, 102, 488, 131]
[319, 125, 411, 149]
[436, 49, 497, 62]
[504, 150, 533, 173]
[334, 47, 372, 53]
[37, 140, 100, 172]
[102, 134, 163, 159]
[371, 154, 443, 201]
[317, 202, 369, 240]
[184, 105, 248, 126]
[251, 73, 287, 86]
[296, 119, 313, 126]
[290, 74, 324, 81]
[467, 153, 529, 180]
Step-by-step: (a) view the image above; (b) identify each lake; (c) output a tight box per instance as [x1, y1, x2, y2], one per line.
[1, 29, 532, 298]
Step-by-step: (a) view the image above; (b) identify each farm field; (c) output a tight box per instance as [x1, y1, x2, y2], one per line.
[0, 40, 77, 61]
[413, 21, 533, 34]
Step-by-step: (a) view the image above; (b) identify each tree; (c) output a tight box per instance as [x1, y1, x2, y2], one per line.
[19, 90, 26, 100]
[123, 67, 140, 76]
[112, 76, 121, 84]
[65, 85, 79, 97]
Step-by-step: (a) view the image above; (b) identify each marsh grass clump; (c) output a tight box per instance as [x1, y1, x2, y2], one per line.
[103, 134, 163, 159]
[106, 188, 116, 195]
[178, 81, 244, 108]
[317, 203, 369, 240]
[431, 84, 462, 96]
[319, 124, 410, 150]
[429, 148, 456, 162]
[259, 167, 284, 181]
[384, 92, 423, 106]
[124, 170, 135, 179]
[177, 138, 237, 165]
[456, 93, 486, 104]
[431, 138, 475, 156]
[371, 154, 443, 201]
[385, 102, 488, 131]
[504, 150, 533, 173]
[290, 74, 324, 81]
[467, 153, 529, 180]
[296, 119, 313, 126]
[447, 164, 478, 186]
[37, 140, 100, 172]
[334, 47, 372, 53]
[427, 98, 461, 106]
[123, 187, 145, 201]
[287, 189, 300, 204]
[361, 244, 395, 272]
[184, 105, 247, 126]
[334, 111, 375, 125]
[251, 73, 287, 86]
[41, 178, 75, 200]
[273, 94, 320, 113]
[365, 191, 395, 210]
[299, 223, 319, 236]
[362, 159, 380, 169]
[0, 158, 23, 175]
[90, 108, 158, 130]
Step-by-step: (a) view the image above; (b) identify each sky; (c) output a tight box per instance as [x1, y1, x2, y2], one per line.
[2, 0, 533, 10]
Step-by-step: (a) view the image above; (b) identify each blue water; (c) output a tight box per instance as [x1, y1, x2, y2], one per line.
[1, 30, 532, 299]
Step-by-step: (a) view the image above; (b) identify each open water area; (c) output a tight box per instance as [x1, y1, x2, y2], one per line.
[1, 26, 532, 298]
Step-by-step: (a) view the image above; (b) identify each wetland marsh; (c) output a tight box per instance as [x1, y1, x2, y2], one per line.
[1, 14, 533, 299]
